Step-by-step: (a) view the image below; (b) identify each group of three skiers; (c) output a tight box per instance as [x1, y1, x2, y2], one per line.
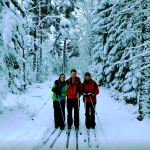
[51, 69, 99, 131]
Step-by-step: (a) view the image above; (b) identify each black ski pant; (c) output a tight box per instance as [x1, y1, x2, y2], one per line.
[67, 98, 80, 128]
[85, 102, 96, 129]
[53, 100, 65, 128]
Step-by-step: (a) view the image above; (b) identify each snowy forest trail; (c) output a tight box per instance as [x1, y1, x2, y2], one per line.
[0, 76, 150, 150]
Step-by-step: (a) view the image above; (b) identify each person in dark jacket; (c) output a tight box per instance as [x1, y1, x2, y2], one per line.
[66, 69, 82, 130]
[82, 72, 99, 129]
[51, 74, 68, 130]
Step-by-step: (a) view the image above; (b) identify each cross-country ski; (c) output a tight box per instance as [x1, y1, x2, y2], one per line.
[66, 129, 71, 148]
[43, 128, 58, 144]
[49, 130, 63, 148]
[76, 129, 79, 149]
[87, 129, 91, 147]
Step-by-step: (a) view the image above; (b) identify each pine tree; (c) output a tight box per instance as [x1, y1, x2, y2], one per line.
[23, 0, 59, 82]
[53, 0, 78, 74]
[0, 0, 26, 93]
[90, 0, 112, 84]
[137, 0, 150, 121]
[91, 0, 150, 120]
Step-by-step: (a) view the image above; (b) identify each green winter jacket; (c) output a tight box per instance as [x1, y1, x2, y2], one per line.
[51, 83, 68, 101]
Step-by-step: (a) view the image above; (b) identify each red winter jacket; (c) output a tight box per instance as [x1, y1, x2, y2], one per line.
[66, 76, 82, 99]
[82, 79, 99, 103]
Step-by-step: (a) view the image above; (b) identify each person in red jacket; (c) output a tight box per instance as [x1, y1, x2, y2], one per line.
[66, 69, 82, 130]
[82, 72, 99, 129]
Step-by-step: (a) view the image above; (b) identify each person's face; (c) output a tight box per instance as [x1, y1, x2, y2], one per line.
[60, 75, 65, 82]
[71, 71, 76, 79]
[85, 75, 90, 81]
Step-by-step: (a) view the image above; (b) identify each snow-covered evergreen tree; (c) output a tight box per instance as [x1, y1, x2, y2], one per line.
[136, 0, 150, 120]
[53, 0, 79, 75]
[90, 0, 112, 84]
[0, 57, 8, 113]
[0, 0, 26, 93]
[91, 0, 150, 120]
[70, 0, 98, 78]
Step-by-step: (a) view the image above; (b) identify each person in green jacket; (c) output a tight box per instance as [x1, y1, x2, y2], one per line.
[51, 74, 68, 130]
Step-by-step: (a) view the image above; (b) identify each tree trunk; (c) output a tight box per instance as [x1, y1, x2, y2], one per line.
[21, 0, 26, 90]
[36, 0, 42, 83]
[22, 20, 26, 90]
[89, 0, 93, 66]
[33, 28, 37, 72]
[40, 26, 42, 73]
[137, 0, 147, 121]
[22, 53, 25, 90]
[63, 40, 66, 74]
[63, 9, 69, 74]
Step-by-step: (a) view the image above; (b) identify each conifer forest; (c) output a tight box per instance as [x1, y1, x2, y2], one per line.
[0, 0, 150, 150]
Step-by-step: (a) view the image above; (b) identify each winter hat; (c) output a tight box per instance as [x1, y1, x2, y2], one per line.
[84, 72, 91, 77]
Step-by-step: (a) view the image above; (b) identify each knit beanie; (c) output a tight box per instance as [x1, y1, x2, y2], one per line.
[84, 72, 91, 77]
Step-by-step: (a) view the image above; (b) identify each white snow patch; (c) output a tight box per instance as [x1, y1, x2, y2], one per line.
[0, 77, 150, 150]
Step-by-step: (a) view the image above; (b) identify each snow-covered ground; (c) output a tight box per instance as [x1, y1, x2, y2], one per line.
[0, 76, 150, 150]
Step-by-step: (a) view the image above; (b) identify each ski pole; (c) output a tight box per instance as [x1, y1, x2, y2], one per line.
[85, 97, 86, 116]
[31, 93, 53, 120]
[84, 96, 87, 129]
[58, 95, 65, 128]
[84, 96, 89, 141]
[89, 96, 105, 136]
[77, 93, 80, 129]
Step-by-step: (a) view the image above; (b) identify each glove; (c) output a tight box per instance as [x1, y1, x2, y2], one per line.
[83, 93, 87, 96]
[52, 88, 62, 95]
[87, 92, 94, 97]
[55, 80, 60, 85]
[56, 91, 62, 95]
[52, 88, 58, 93]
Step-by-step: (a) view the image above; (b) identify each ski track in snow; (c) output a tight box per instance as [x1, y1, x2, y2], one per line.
[0, 76, 150, 150]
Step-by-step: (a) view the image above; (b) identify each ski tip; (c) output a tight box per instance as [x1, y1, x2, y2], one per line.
[43, 140, 48, 144]
[88, 143, 91, 147]
[50, 145, 54, 148]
